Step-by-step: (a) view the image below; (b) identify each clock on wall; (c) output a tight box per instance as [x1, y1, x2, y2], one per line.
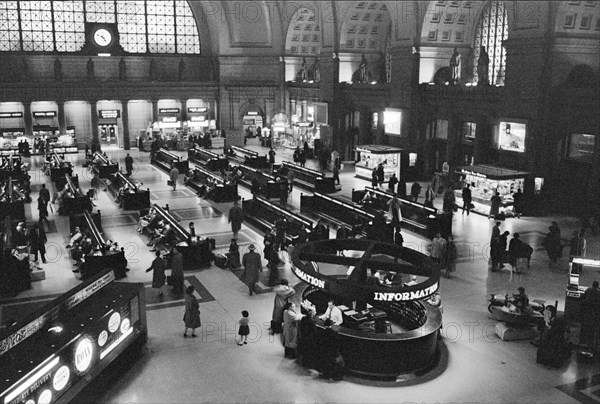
[86, 23, 119, 53]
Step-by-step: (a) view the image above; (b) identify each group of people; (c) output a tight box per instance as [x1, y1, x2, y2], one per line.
[430, 232, 458, 278]
[489, 221, 534, 273]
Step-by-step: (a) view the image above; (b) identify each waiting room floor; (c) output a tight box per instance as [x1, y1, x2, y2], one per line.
[2, 139, 599, 404]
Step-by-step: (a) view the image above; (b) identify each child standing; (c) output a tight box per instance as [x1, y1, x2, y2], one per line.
[238, 310, 250, 346]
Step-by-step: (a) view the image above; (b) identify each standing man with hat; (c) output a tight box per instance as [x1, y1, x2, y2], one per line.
[242, 244, 262, 295]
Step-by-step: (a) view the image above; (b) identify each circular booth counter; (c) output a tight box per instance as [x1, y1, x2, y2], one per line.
[291, 239, 442, 379]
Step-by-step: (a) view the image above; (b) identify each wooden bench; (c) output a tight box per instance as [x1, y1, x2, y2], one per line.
[301, 192, 394, 243]
[186, 165, 239, 202]
[151, 148, 189, 173]
[229, 146, 269, 169]
[59, 174, 91, 215]
[0, 177, 26, 220]
[242, 196, 315, 245]
[353, 187, 442, 238]
[187, 146, 229, 171]
[68, 210, 127, 280]
[277, 161, 336, 194]
[151, 204, 213, 270]
[237, 165, 281, 199]
[106, 171, 151, 210]
[48, 152, 73, 184]
[91, 152, 119, 179]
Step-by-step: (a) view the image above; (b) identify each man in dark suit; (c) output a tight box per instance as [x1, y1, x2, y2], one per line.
[462, 184, 472, 215]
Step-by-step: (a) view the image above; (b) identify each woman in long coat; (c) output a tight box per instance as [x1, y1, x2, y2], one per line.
[228, 200, 244, 239]
[146, 251, 166, 297]
[282, 301, 305, 358]
[271, 279, 296, 334]
[170, 246, 184, 294]
[183, 285, 201, 337]
[241, 245, 262, 295]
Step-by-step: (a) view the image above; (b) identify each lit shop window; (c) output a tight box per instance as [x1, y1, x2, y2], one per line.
[473, 0, 508, 85]
[0, 0, 200, 54]
[498, 121, 526, 153]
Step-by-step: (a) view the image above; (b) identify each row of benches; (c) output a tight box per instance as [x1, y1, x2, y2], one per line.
[91, 152, 119, 179]
[106, 171, 151, 211]
[152, 148, 189, 173]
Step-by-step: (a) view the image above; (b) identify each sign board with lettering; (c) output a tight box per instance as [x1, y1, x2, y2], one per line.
[0, 112, 23, 119]
[99, 110, 120, 119]
[159, 108, 180, 114]
[188, 107, 207, 113]
[161, 117, 178, 123]
[33, 111, 57, 118]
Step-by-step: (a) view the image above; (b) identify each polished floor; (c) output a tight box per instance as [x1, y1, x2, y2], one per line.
[2, 139, 600, 404]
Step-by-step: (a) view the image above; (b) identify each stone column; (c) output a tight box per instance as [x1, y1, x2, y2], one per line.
[57, 101, 66, 135]
[300, 100, 308, 122]
[23, 101, 33, 137]
[180, 99, 188, 122]
[445, 118, 463, 171]
[90, 100, 99, 149]
[151, 99, 159, 123]
[121, 100, 130, 150]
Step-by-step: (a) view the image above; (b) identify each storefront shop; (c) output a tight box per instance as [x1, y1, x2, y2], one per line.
[279, 101, 327, 150]
[354, 144, 403, 183]
[454, 165, 538, 217]
[564, 258, 600, 322]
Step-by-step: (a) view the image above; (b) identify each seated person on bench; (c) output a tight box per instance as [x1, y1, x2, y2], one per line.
[137, 208, 159, 234]
[148, 223, 175, 252]
[361, 191, 377, 206]
[114, 183, 131, 207]
[66, 226, 84, 248]
[183, 170, 194, 185]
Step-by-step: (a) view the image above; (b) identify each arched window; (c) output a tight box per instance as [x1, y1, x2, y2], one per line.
[473, 0, 508, 85]
[0, 0, 200, 54]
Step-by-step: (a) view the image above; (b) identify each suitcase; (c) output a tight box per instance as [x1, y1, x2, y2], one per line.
[31, 270, 46, 281]
[214, 254, 227, 269]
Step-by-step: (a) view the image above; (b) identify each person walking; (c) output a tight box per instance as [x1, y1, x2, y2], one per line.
[268, 147, 276, 166]
[299, 149, 306, 167]
[444, 236, 457, 278]
[462, 184, 472, 215]
[424, 185, 435, 208]
[489, 191, 501, 219]
[242, 244, 262, 295]
[146, 251, 167, 297]
[388, 173, 398, 194]
[226, 238, 241, 269]
[508, 233, 530, 273]
[228, 199, 244, 239]
[430, 232, 447, 271]
[39, 183, 50, 206]
[410, 182, 422, 203]
[491, 231, 509, 272]
[513, 188, 524, 218]
[125, 153, 134, 176]
[569, 231, 587, 258]
[170, 246, 184, 295]
[332, 164, 340, 185]
[29, 223, 47, 265]
[371, 168, 378, 188]
[37, 195, 49, 228]
[387, 193, 402, 228]
[376, 163, 385, 187]
[542, 224, 562, 267]
[287, 169, 295, 192]
[271, 279, 295, 334]
[580, 281, 600, 348]
[169, 163, 179, 190]
[183, 285, 201, 338]
[237, 310, 250, 346]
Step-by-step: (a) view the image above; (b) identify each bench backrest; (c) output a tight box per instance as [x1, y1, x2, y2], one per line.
[281, 161, 324, 182]
[193, 165, 225, 184]
[114, 171, 138, 191]
[231, 145, 258, 157]
[153, 203, 189, 242]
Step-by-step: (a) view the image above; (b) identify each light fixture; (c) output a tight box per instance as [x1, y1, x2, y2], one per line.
[505, 124, 511, 135]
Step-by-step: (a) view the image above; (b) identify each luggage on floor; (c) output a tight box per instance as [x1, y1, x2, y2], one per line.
[214, 254, 227, 269]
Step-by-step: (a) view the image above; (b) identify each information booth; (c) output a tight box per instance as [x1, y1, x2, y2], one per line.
[454, 165, 534, 217]
[564, 258, 600, 321]
[354, 145, 403, 183]
[291, 239, 442, 378]
[0, 269, 147, 404]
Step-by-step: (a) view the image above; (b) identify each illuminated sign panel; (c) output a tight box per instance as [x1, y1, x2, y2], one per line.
[190, 115, 206, 122]
[162, 117, 178, 123]
[99, 110, 120, 119]
[33, 112, 57, 118]
[498, 121, 526, 153]
[187, 107, 207, 113]
[159, 108, 180, 114]
[0, 112, 23, 118]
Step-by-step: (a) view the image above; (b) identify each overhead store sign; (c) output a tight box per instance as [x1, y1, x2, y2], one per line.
[247, 111, 258, 116]
[33, 111, 57, 118]
[188, 107, 207, 113]
[190, 116, 206, 122]
[99, 110, 120, 119]
[162, 117, 178, 123]
[159, 108, 180, 114]
[0, 112, 23, 118]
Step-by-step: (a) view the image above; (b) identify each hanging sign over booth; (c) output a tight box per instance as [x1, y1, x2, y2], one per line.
[159, 108, 180, 114]
[33, 111, 57, 118]
[99, 110, 120, 119]
[188, 107, 207, 113]
[0, 112, 23, 118]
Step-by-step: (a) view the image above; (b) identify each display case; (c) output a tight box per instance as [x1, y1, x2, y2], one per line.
[564, 258, 600, 322]
[498, 120, 527, 153]
[354, 145, 402, 182]
[454, 165, 531, 217]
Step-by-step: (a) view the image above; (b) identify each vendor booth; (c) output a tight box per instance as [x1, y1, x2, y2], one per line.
[354, 145, 403, 183]
[242, 112, 263, 137]
[454, 165, 535, 217]
[0, 269, 147, 404]
[564, 258, 600, 321]
[291, 239, 442, 379]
